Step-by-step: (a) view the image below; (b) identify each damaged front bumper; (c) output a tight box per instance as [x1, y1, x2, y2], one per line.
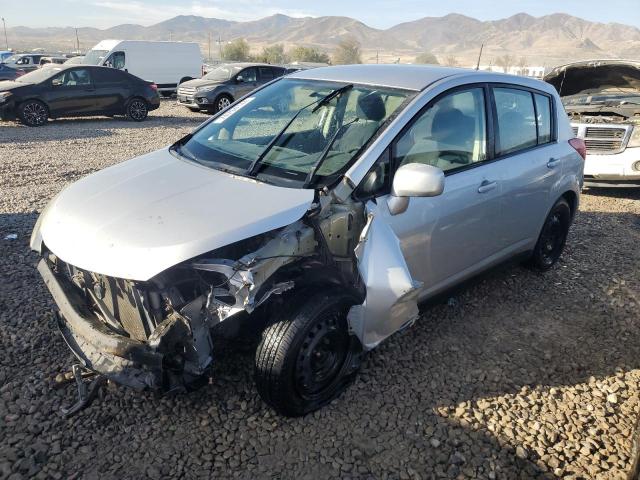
[38, 259, 165, 390]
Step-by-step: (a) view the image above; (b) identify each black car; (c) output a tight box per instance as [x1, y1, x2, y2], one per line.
[0, 64, 25, 81]
[0, 65, 160, 126]
[177, 63, 286, 113]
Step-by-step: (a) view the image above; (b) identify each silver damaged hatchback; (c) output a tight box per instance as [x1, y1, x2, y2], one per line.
[31, 65, 586, 416]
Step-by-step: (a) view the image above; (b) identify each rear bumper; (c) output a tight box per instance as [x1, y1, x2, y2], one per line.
[147, 96, 161, 111]
[37, 259, 164, 390]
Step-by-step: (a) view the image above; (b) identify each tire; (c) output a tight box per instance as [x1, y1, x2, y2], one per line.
[160, 91, 173, 98]
[17, 100, 48, 127]
[187, 107, 200, 113]
[254, 291, 361, 417]
[213, 94, 233, 113]
[525, 198, 571, 272]
[125, 98, 149, 122]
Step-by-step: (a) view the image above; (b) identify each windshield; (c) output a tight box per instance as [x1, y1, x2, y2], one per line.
[15, 66, 63, 83]
[179, 78, 413, 188]
[84, 49, 109, 65]
[204, 65, 240, 82]
[1, 55, 21, 64]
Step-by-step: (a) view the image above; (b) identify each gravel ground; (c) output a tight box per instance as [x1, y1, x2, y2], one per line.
[1, 101, 640, 479]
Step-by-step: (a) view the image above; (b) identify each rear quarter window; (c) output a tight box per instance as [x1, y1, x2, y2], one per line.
[494, 87, 538, 155]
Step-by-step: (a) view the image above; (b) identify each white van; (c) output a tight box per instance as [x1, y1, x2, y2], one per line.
[84, 40, 202, 95]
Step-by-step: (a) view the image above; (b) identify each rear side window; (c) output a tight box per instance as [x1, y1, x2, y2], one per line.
[259, 67, 276, 80]
[93, 68, 124, 84]
[494, 87, 537, 155]
[534, 93, 552, 144]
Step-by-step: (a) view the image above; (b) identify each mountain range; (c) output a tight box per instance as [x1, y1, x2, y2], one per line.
[7, 12, 640, 66]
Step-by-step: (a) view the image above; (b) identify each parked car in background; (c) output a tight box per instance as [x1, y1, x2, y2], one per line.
[1, 53, 46, 73]
[0, 63, 25, 81]
[177, 62, 286, 113]
[83, 40, 202, 96]
[39, 56, 68, 66]
[545, 60, 640, 187]
[64, 56, 85, 65]
[0, 65, 159, 126]
[32, 65, 584, 417]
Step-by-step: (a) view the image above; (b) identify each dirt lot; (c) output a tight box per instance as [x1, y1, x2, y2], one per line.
[1, 101, 640, 480]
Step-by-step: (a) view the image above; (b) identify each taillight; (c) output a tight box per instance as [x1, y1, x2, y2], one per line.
[569, 138, 586, 160]
[150, 83, 158, 90]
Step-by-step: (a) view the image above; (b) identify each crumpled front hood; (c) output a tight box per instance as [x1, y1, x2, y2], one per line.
[36, 148, 314, 281]
[544, 60, 640, 97]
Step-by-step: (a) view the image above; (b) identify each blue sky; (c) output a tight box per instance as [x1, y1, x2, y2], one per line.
[2, 0, 640, 29]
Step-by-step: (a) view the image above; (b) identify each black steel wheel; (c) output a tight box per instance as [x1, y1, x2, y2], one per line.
[126, 98, 149, 122]
[18, 100, 48, 127]
[254, 291, 361, 417]
[526, 197, 571, 271]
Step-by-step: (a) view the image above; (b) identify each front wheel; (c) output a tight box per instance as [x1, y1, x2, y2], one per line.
[213, 94, 232, 113]
[125, 98, 149, 122]
[525, 198, 571, 271]
[18, 100, 48, 127]
[254, 292, 361, 417]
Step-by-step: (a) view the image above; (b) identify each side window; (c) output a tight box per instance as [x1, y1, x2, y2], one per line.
[94, 68, 123, 85]
[534, 93, 552, 144]
[17, 57, 29, 65]
[394, 88, 487, 173]
[494, 87, 537, 155]
[105, 52, 125, 69]
[259, 67, 275, 81]
[51, 68, 92, 87]
[238, 68, 257, 83]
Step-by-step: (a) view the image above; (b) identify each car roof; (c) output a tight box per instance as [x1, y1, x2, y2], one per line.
[288, 64, 475, 91]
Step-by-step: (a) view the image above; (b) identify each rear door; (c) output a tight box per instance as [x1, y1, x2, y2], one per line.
[92, 68, 130, 112]
[45, 68, 99, 116]
[491, 86, 562, 248]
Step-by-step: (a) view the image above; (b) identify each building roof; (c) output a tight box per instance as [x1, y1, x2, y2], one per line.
[288, 64, 471, 91]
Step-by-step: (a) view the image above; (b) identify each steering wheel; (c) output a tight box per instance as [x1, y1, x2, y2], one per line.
[438, 150, 469, 166]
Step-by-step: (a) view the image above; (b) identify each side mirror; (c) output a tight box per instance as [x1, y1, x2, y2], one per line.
[387, 163, 444, 215]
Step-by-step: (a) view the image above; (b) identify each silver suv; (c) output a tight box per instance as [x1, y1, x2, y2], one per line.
[32, 65, 585, 416]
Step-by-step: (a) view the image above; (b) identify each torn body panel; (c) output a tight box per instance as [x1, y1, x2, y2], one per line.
[347, 201, 422, 350]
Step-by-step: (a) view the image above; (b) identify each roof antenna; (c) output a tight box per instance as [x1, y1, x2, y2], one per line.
[475, 43, 484, 70]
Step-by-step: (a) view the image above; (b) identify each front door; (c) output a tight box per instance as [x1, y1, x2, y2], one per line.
[46, 68, 99, 116]
[380, 86, 506, 293]
[235, 67, 258, 97]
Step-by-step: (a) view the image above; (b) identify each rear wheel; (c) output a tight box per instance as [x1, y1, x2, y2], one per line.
[126, 98, 148, 122]
[18, 100, 48, 127]
[526, 198, 571, 271]
[254, 292, 361, 417]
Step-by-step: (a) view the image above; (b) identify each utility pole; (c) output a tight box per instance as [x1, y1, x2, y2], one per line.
[475, 42, 484, 70]
[75, 28, 80, 53]
[169, 31, 173, 41]
[1, 18, 8, 51]
[218, 35, 223, 60]
[208, 32, 211, 62]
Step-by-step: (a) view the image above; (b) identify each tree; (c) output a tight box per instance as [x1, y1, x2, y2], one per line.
[496, 54, 516, 73]
[222, 39, 250, 61]
[443, 55, 459, 67]
[254, 44, 288, 64]
[289, 45, 330, 64]
[414, 52, 439, 65]
[332, 38, 362, 65]
[517, 56, 528, 76]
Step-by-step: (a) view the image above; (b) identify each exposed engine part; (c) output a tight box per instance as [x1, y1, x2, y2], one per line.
[60, 364, 106, 417]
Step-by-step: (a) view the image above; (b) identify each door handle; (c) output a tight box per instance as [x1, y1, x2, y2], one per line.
[478, 180, 497, 193]
[547, 158, 561, 169]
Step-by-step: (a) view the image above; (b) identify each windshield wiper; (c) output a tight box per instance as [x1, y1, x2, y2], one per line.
[246, 84, 354, 177]
[303, 117, 360, 188]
